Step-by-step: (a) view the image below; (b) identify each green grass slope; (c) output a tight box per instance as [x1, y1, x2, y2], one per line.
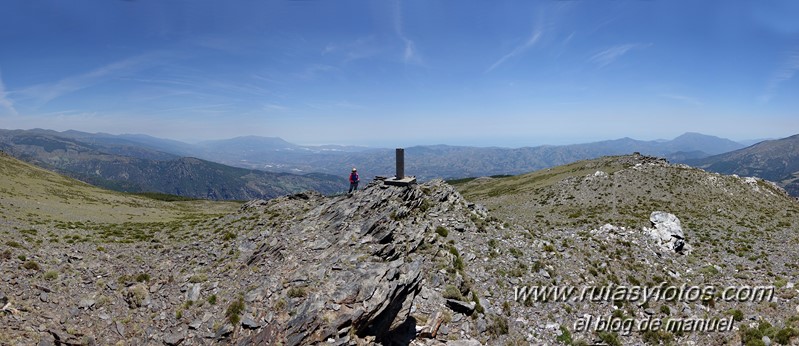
[0, 151, 238, 225]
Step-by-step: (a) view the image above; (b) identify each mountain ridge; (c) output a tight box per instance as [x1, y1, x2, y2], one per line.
[5, 128, 748, 179]
[0, 130, 346, 200]
[687, 134, 799, 197]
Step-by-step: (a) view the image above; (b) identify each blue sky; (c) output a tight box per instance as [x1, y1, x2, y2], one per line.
[1, 0, 797, 147]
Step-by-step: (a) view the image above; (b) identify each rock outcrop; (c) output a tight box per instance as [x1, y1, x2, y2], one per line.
[644, 211, 688, 253]
[225, 180, 498, 345]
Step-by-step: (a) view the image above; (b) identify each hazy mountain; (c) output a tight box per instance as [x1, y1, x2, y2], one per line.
[0, 129, 180, 161]
[688, 133, 799, 196]
[189, 132, 746, 179]
[0, 130, 345, 199]
[737, 138, 773, 146]
[1, 128, 749, 183]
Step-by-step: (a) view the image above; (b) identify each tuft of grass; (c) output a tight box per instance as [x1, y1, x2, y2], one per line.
[23, 260, 40, 271]
[471, 292, 485, 314]
[225, 296, 245, 325]
[189, 274, 207, 283]
[207, 294, 217, 305]
[487, 315, 509, 336]
[555, 325, 572, 344]
[442, 285, 464, 300]
[6, 240, 22, 248]
[135, 273, 151, 282]
[274, 297, 287, 311]
[287, 287, 307, 298]
[728, 309, 744, 322]
[221, 231, 236, 241]
[597, 331, 622, 346]
[435, 226, 449, 237]
[43, 271, 58, 280]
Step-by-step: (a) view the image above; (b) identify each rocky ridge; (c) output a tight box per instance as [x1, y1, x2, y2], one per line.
[1, 178, 507, 345]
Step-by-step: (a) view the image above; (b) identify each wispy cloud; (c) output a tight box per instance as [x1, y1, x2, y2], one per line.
[659, 93, 703, 106]
[17, 53, 165, 105]
[0, 70, 18, 116]
[296, 64, 337, 80]
[486, 30, 543, 73]
[762, 49, 799, 102]
[264, 103, 289, 112]
[393, 0, 423, 65]
[322, 36, 380, 63]
[149, 103, 234, 115]
[589, 43, 651, 67]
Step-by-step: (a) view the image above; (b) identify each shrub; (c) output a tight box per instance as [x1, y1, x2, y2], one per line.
[728, 309, 744, 322]
[435, 226, 449, 237]
[775, 327, 798, 344]
[207, 294, 217, 305]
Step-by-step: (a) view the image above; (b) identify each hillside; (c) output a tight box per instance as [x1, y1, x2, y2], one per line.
[3, 152, 799, 345]
[688, 134, 799, 197]
[0, 151, 239, 224]
[0, 130, 346, 200]
[454, 154, 799, 345]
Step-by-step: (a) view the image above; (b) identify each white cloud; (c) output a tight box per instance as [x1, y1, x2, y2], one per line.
[264, 103, 289, 112]
[0, 70, 18, 116]
[322, 36, 380, 63]
[486, 30, 543, 73]
[393, 0, 423, 65]
[659, 93, 703, 106]
[589, 43, 651, 67]
[16, 53, 165, 105]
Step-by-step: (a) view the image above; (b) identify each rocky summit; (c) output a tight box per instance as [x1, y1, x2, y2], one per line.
[2, 172, 508, 345]
[3, 153, 799, 345]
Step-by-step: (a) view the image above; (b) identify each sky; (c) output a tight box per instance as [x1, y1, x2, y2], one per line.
[0, 0, 798, 147]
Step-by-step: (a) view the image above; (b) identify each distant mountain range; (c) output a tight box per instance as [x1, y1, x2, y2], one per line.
[687, 134, 799, 197]
[170, 131, 746, 180]
[0, 129, 345, 200]
[5, 128, 798, 198]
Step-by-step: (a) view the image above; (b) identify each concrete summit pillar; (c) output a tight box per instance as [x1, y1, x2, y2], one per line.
[384, 148, 415, 186]
[396, 148, 404, 180]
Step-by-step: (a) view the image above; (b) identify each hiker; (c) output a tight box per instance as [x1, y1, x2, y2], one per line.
[348, 168, 360, 193]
